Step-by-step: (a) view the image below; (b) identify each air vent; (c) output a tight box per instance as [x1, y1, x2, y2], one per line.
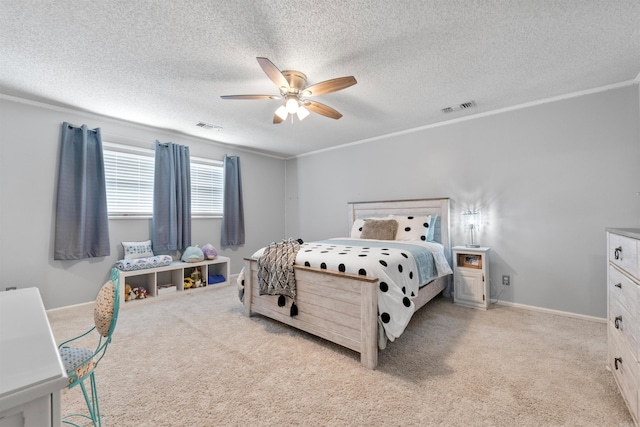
[196, 122, 222, 131]
[441, 100, 475, 113]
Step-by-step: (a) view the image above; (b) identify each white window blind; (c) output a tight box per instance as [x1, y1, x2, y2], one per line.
[103, 143, 223, 218]
[191, 159, 224, 217]
[104, 147, 154, 217]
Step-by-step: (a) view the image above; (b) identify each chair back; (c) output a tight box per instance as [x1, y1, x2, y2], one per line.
[94, 268, 120, 339]
[91, 268, 120, 368]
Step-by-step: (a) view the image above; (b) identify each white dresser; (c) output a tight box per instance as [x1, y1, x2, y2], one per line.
[607, 228, 640, 425]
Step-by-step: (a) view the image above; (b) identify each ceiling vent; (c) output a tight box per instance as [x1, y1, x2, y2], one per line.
[196, 122, 222, 131]
[441, 100, 475, 113]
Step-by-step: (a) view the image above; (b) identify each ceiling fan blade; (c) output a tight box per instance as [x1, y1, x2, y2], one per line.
[220, 95, 280, 100]
[302, 76, 357, 97]
[304, 100, 343, 120]
[273, 114, 284, 124]
[257, 57, 290, 92]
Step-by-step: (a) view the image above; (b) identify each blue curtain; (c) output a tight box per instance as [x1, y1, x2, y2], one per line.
[221, 155, 245, 247]
[54, 122, 110, 260]
[152, 141, 191, 252]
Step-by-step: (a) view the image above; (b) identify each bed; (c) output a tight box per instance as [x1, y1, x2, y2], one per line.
[242, 198, 452, 369]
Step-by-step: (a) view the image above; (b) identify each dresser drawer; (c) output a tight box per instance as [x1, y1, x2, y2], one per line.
[610, 233, 640, 279]
[609, 323, 639, 418]
[610, 294, 638, 353]
[609, 264, 640, 317]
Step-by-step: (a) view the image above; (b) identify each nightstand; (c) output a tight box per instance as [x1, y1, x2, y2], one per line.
[453, 246, 490, 310]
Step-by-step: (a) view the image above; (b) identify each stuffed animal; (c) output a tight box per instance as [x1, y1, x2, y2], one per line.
[201, 243, 218, 260]
[181, 246, 204, 263]
[133, 287, 147, 299]
[183, 277, 195, 289]
[191, 268, 203, 287]
[124, 284, 134, 301]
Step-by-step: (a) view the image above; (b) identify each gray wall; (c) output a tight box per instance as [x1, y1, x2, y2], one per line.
[0, 97, 286, 309]
[285, 85, 640, 318]
[2, 84, 638, 316]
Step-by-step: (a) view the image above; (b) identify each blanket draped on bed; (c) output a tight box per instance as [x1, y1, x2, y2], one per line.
[257, 238, 301, 299]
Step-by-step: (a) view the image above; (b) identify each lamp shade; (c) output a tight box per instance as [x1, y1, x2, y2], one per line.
[275, 105, 288, 120]
[285, 97, 299, 114]
[462, 210, 480, 247]
[463, 211, 480, 229]
[296, 106, 310, 120]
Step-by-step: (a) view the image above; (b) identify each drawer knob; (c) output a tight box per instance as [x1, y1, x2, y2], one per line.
[615, 357, 622, 370]
[615, 283, 622, 289]
[614, 246, 623, 260]
[615, 315, 622, 329]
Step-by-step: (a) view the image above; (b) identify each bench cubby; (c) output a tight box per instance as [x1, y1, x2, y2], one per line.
[116, 256, 230, 304]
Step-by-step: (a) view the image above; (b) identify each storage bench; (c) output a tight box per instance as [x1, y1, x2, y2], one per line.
[116, 256, 230, 304]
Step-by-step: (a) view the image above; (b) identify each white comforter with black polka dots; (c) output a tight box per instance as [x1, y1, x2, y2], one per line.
[253, 238, 452, 342]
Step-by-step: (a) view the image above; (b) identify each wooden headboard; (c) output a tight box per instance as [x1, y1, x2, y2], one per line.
[347, 198, 451, 265]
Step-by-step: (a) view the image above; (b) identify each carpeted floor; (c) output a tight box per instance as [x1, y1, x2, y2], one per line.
[48, 284, 634, 426]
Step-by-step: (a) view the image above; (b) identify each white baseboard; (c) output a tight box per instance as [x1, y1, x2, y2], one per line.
[47, 301, 94, 313]
[47, 273, 240, 313]
[493, 300, 606, 323]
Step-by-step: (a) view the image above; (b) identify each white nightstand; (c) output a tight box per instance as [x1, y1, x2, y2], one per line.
[453, 246, 490, 310]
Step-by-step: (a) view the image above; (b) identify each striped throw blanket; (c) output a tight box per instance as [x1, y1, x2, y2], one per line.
[257, 238, 301, 299]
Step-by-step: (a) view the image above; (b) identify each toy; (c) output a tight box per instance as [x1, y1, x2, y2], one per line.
[191, 268, 203, 287]
[124, 284, 134, 301]
[183, 277, 194, 289]
[201, 243, 218, 260]
[181, 246, 204, 263]
[133, 287, 147, 299]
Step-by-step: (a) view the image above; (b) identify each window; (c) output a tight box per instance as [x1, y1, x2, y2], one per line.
[191, 158, 224, 217]
[103, 143, 223, 218]
[104, 144, 154, 217]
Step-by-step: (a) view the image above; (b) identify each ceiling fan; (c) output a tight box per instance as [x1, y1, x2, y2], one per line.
[221, 57, 357, 124]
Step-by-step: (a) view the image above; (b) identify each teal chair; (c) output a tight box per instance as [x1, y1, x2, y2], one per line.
[58, 268, 120, 427]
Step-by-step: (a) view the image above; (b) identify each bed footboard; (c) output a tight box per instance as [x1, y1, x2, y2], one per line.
[243, 258, 380, 369]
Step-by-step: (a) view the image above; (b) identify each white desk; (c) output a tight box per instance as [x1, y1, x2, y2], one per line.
[0, 288, 68, 427]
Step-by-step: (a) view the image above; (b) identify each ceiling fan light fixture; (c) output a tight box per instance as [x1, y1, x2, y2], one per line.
[296, 106, 310, 121]
[275, 105, 288, 120]
[285, 97, 299, 114]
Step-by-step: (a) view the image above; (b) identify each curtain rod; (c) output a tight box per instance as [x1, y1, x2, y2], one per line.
[66, 123, 98, 132]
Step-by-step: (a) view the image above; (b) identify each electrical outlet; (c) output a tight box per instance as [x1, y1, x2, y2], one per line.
[502, 275, 510, 286]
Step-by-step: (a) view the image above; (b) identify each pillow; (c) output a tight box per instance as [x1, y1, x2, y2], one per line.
[392, 215, 432, 241]
[360, 219, 398, 240]
[115, 255, 173, 271]
[122, 240, 154, 260]
[427, 215, 438, 242]
[350, 219, 366, 238]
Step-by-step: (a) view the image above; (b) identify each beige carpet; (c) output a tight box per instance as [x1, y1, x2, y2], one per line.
[48, 284, 634, 426]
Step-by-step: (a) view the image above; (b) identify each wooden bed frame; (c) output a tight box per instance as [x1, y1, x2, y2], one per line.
[243, 198, 451, 369]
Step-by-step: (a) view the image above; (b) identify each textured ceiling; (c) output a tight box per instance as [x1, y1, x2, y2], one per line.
[1, 1, 639, 158]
